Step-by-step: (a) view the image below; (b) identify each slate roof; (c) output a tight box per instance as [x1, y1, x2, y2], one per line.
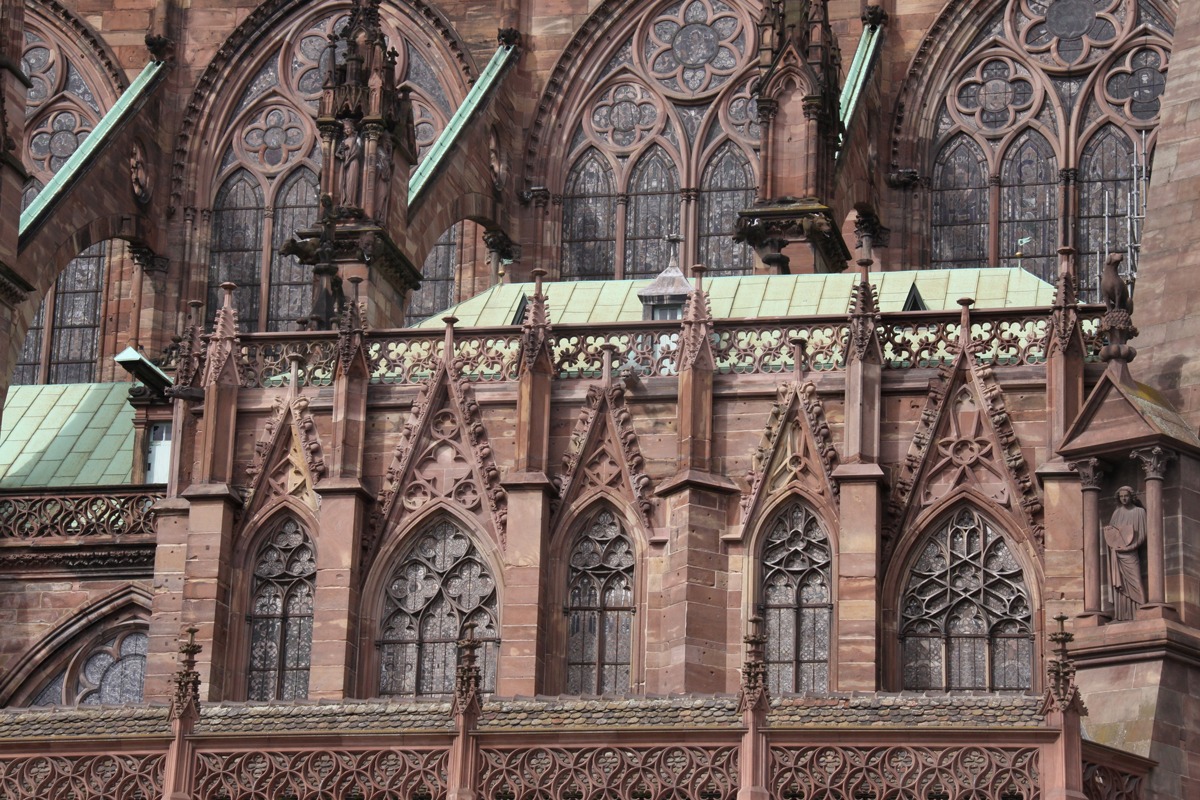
[0, 693, 1045, 740]
[0, 383, 134, 488]
[769, 692, 1046, 727]
[414, 268, 1056, 328]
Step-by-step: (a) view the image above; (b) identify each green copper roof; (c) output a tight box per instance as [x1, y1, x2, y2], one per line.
[838, 17, 884, 154]
[408, 43, 518, 204]
[0, 383, 134, 488]
[19, 60, 166, 242]
[415, 268, 1057, 328]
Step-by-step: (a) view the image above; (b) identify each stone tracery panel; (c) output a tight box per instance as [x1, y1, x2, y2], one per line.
[29, 625, 149, 706]
[378, 519, 499, 697]
[566, 508, 636, 695]
[920, 0, 1172, 295]
[247, 517, 316, 702]
[548, 0, 761, 280]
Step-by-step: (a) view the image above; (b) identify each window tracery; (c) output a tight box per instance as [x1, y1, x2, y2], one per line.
[13, 10, 120, 386]
[928, 0, 1171, 297]
[407, 223, 461, 326]
[247, 517, 316, 702]
[203, 7, 464, 330]
[30, 626, 148, 706]
[760, 501, 832, 695]
[378, 519, 498, 697]
[565, 509, 635, 695]
[555, 0, 759, 280]
[900, 507, 1033, 692]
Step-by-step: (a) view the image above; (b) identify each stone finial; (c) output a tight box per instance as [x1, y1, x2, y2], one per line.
[453, 623, 482, 717]
[169, 626, 202, 722]
[679, 264, 715, 371]
[1043, 614, 1087, 715]
[739, 616, 769, 714]
[202, 284, 243, 387]
[518, 268, 554, 375]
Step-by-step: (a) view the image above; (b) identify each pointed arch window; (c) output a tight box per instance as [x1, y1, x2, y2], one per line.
[900, 507, 1033, 691]
[1000, 129, 1058, 283]
[247, 517, 316, 702]
[698, 142, 756, 276]
[1078, 125, 1135, 299]
[562, 150, 618, 280]
[13, 241, 108, 385]
[267, 167, 319, 331]
[566, 508, 635, 694]
[922, 6, 1171, 299]
[378, 519, 499, 697]
[28, 624, 148, 707]
[407, 223, 462, 326]
[625, 146, 681, 279]
[931, 135, 989, 270]
[208, 169, 265, 331]
[759, 501, 832, 694]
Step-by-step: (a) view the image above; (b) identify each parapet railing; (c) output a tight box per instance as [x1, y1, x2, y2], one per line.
[174, 306, 1105, 389]
[0, 486, 163, 540]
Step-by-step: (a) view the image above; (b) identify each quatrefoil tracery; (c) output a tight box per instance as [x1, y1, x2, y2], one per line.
[1016, 0, 1130, 71]
[952, 57, 1039, 133]
[642, 0, 750, 97]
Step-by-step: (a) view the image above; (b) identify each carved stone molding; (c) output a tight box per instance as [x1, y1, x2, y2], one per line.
[554, 383, 654, 528]
[1068, 458, 1105, 491]
[1131, 446, 1174, 481]
[741, 380, 839, 524]
[244, 393, 327, 512]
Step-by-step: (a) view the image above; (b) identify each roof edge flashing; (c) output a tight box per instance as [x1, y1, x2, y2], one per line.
[408, 44, 518, 205]
[19, 59, 167, 242]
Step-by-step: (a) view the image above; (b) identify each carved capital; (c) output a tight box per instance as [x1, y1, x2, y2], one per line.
[680, 187, 699, 202]
[521, 186, 550, 208]
[1132, 446, 1174, 481]
[886, 169, 920, 189]
[482, 229, 516, 261]
[1068, 458, 1104, 491]
[756, 98, 779, 123]
[988, 174, 1002, 186]
[497, 27, 520, 47]
[1059, 167, 1078, 186]
[853, 210, 890, 249]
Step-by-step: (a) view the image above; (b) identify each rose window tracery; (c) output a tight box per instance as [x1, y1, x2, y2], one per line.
[241, 106, 308, 169]
[644, 0, 748, 96]
[721, 77, 760, 143]
[952, 58, 1037, 132]
[588, 83, 661, 149]
[28, 110, 92, 175]
[1104, 46, 1169, 122]
[1017, 0, 1128, 69]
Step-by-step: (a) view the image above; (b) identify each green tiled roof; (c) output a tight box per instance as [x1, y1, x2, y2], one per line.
[0, 383, 134, 489]
[414, 268, 1057, 328]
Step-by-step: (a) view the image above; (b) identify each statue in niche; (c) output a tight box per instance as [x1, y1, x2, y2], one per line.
[375, 134, 393, 221]
[1104, 485, 1147, 614]
[336, 118, 364, 209]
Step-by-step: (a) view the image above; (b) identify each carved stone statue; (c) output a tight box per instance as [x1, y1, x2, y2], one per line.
[1100, 252, 1132, 314]
[375, 134, 393, 221]
[336, 118, 363, 209]
[1103, 485, 1147, 608]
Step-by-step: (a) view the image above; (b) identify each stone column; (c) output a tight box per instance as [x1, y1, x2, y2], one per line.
[1133, 446, 1176, 613]
[1068, 458, 1106, 619]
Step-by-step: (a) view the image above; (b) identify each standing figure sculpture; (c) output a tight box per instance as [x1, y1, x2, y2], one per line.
[1103, 485, 1147, 618]
[337, 119, 364, 209]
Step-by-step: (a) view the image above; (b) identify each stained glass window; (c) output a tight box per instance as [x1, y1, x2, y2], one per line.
[931, 135, 989, 269]
[760, 501, 832, 694]
[1078, 125, 1134, 300]
[30, 626, 148, 706]
[267, 168, 319, 331]
[13, 241, 108, 386]
[1000, 130, 1058, 283]
[247, 517, 316, 702]
[378, 519, 499, 696]
[698, 142, 755, 275]
[407, 223, 461, 325]
[900, 507, 1033, 692]
[625, 146, 680, 279]
[562, 150, 618, 280]
[208, 170, 265, 331]
[566, 509, 635, 694]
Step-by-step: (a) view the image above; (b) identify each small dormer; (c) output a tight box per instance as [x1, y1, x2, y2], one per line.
[637, 264, 692, 321]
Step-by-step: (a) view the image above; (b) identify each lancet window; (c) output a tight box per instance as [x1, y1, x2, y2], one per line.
[29, 625, 148, 706]
[13, 241, 108, 385]
[565, 509, 636, 694]
[927, 0, 1171, 299]
[759, 501, 833, 694]
[13, 9, 120, 386]
[378, 519, 499, 697]
[899, 507, 1033, 692]
[554, 0, 760, 280]
[201, 9, 465, 330]
[247, 517, 316, 702]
